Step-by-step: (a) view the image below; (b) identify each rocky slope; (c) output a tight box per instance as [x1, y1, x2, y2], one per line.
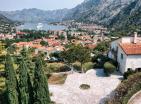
[0, 8, 69, 23]
[64, 0, 137, 25]
[0, 14, 14, 24]
[109, 0, 141, 29]
[1, 0, 141, 31]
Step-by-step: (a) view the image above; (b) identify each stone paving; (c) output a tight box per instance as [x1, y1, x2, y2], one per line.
[128, 91, 141, 104]
[49, 69, 122, 104]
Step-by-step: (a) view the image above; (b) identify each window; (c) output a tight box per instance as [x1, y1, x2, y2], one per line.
[121, 53, 123, 59]
[127, 68, 132, 71]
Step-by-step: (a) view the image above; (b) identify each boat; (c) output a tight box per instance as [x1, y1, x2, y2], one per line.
[37, 23, 43, 30]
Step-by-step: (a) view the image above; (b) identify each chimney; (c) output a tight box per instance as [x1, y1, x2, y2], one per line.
[134, 32, 138, 44]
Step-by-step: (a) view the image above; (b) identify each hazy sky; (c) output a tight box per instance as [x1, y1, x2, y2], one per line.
[0, 0, 84, 11]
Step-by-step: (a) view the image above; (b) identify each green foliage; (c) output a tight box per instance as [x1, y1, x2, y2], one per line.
[106, 72, 141, 104]
[5, 54, 19, 104]
[61, 44, 91, 72]
[92, 55, 118, 69]
[58, 34, 65, 40]
[72, 62, 81, 71]
[82, 62, 93, 72]
[3, 30, 50, 46]
[33, 58, 51, 104]
[94, 41, 109, 53]
[123, 69, 135, 79]
[20, 48, 35, 75]
[19, 58, 33, 104]
[104, 62, 116, 75]
[40, 41, 48, 46]
[45, 63, 70, 73]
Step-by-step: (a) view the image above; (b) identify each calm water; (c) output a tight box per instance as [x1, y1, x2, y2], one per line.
[16, 23, 67, 31]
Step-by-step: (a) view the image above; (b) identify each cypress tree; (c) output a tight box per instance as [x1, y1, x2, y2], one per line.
[33, 58, 51, 104]
[19, 58, 33, 104]
[5, 54, 19, 104]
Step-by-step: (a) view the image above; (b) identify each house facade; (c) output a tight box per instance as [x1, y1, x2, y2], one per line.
[108, 32, 141, 74]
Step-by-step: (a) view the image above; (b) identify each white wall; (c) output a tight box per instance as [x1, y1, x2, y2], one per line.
[125, 55, 141, 71]
[117, 46, 141, 73]
[121, 37, 133, 43]
[117, 46, 127, 74]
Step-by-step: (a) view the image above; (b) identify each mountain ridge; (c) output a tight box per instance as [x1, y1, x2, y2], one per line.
[0, 8, 69, 23]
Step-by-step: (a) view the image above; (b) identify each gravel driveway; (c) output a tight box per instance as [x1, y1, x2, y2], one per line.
[49, 69, 122, 104]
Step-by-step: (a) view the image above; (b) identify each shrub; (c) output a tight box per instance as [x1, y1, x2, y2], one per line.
[123, 69, 135, 79]
[104, 62, 116, 75]
[80, 84, 90, 90]
[59, 65, 71, 72]
[45, 63, 71, 73]
[72, 62, 81, 71]
[45, 63, 64, 73]
[83, 62, 93, 72]
[92, 55, 118, 68]
[106, 72, 141, 104]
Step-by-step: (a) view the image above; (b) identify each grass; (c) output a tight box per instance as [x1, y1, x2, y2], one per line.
[48, 74, 67, 85]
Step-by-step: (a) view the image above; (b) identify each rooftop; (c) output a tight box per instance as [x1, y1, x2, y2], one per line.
[119, 43, 141, 55]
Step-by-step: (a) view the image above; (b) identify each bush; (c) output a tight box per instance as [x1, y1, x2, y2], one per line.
[123, 69, 135, 79]
[104, 62, 116, 75]
[83, 62, 93, 72]
[46, 63, 64, 73]
[59, 65, 71, 72]
[80, 84, 90, 90]
[72, 62, 81, 71]
[106, 72, 141, 104]
[45, 63, 71, 73]
[92, 55, 118, 68]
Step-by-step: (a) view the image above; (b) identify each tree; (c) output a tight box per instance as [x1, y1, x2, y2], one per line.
[21, 47, 35, 76]
[33, 58, 51, 104]
[19, 58, 33, 104]
[5, 54, 19, 104]
[40, 41, 48, 46]
[58, 34, 65, 40]
[73, 45, 91, 72]
[94, 42, 109, 54]
[61, 45, 91, 72]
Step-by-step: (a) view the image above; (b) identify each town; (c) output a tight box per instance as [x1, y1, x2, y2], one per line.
[0, 0, 141, 104]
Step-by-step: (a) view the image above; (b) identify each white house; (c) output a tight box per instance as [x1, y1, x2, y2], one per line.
[108, 32, 141, 74]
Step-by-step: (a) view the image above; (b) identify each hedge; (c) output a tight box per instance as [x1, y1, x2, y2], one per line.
[83, 62, 94, 72]
[104, 62, 116, 75]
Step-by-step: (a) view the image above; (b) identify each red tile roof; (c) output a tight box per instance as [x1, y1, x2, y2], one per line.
[119, 43, 141, 55]
[16, 32, 26, 35]
[85, 44, 97, 49]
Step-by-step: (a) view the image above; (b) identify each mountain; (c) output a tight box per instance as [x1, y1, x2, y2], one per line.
[64, 0, 137, 24]
[0, 14, 14, 25]
[0, 8, 69, 23]
[1, 0, 141, 33]
[109, 0, 141, 29]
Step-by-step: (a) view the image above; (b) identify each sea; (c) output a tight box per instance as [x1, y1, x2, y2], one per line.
[16, 22, 67, 31]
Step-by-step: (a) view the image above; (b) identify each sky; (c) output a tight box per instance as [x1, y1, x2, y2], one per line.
[0, 0, 84, 11]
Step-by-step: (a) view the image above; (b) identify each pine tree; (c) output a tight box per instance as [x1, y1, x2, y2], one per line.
[5, 54, 19, 104]
[33, 58, 51, 104]
[19, 58, 33, 104]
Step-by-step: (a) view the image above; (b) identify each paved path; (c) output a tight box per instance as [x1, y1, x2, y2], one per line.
[49, 69, 122, 104]
[128, 91, 141, 104]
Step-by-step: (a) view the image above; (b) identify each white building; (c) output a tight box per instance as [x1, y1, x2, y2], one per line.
[108, 32, 141, 74]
